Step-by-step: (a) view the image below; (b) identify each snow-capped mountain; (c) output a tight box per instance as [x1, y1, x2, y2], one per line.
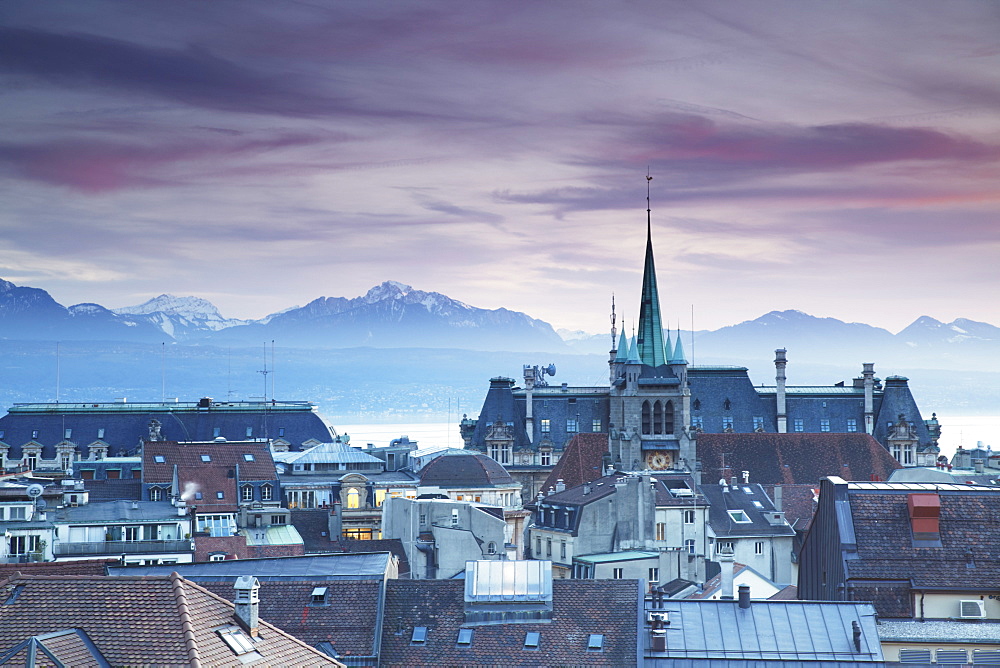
[113, 294, 248, 340]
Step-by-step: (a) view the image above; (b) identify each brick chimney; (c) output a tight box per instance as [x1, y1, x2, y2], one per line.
[908, 493, 940, 541]
[233, 575, 260, 637]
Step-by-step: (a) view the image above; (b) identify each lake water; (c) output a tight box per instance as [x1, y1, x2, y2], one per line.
[329, 415, 1000, 459]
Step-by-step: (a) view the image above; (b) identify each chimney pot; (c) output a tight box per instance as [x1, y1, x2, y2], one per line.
[651, 629, 666, 652]
[738, 584, 750, 609]
[555, 479, 566, 493]
[233, 575, 260, 637]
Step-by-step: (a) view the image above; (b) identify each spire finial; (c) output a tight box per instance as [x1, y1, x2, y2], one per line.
[646, 168, 653, 238]
[610, 293, 617, 348]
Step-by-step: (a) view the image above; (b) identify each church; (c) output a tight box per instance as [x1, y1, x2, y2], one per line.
[461, 191, 939, 475]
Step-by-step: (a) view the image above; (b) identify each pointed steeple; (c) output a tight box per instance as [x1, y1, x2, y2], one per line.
[614, 330, 629, 362]
[637, 174, 668, 366]
[664, 328, 673, 363]
[627, 334, 640, 363]
[671, 328, 687, 364]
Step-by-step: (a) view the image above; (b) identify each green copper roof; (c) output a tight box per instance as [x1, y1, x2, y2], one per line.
[671, 331, 687, 364]
[637, 220, 667, 366]
[614, 330, 629, 362]
[627, 335, 640, 363]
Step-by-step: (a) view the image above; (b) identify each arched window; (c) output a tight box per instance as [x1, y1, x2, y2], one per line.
[724, 398, 731, 411]
[641, 401, 651, 435]
[487, 542, 497, 555]
[653, 401, 663, 434]
[664, 401, 675, 435]
[347, 488, 360, 509]
[693, 399, 701, 411]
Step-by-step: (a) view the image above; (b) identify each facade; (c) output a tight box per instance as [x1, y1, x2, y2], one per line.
[0, 397, 334, 468]
[799, 477, 1000, 622]
[382, 497, 508, 579]
[462, 214, 938, 474]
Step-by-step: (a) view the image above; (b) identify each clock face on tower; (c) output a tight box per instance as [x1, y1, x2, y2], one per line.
[645, 451, 670, 470]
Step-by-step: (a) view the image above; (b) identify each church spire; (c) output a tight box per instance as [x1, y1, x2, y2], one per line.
[637, 172, 668, 366]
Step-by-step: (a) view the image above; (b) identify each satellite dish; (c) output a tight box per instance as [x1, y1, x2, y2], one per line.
[26, 484, 44, 499]
[35, 499, 47, 511]
[545, 364, 556, 376]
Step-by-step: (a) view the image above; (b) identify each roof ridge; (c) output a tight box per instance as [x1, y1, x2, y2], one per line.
[170, 571, 202, 668]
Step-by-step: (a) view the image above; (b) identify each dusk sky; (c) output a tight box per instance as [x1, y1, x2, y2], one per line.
[2, 1, 999, 334]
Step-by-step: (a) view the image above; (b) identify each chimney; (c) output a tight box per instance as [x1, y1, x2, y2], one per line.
[741, 470, 749, 484]
[233, 575, 261, 637]
[176, 499, 187, 517]
[974, 459, 985, 473]
[730, 476, 738, 491]
[774, 349, 787, 433]
[852, 620, 862, 652]
[583, 484, 591, 495]
[738, 584, 750, 609]
[328, 501, 342, 541]
[651, 628, 666, 652]
[555, 479, 566, 493]
[719, 545, 735, 599]
[862, 363, 875, 434]
[908, 493, 940, 540]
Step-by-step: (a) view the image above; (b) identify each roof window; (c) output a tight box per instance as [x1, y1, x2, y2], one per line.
[216, 491, 224, 499]
[311, 586, 327, 604]
[728, 510, 752, 523]
[217, 625, 256, 655]
[201, 454, 212, 462]
[523, 631, 540, 649]
[243, 454, 255, 462]
[457, 628, 473, 646]
[411, 626, 427, 645]
[587, 634, 604, 651]
[154, 455, 166, 463]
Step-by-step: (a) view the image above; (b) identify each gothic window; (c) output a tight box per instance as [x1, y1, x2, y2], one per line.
[641, 401, 651, 435]
[664, 401, 675, 435]
[693, 399, 701, 411]
[653, 401, 663, 434]
[723, 398, 731, 411]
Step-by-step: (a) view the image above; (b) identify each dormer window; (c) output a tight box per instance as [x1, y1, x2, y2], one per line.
[241, 485, 254, 501]
[311, 587, 327, 604]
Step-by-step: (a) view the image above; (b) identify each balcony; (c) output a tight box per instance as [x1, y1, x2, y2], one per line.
[53, 539, 193, 557]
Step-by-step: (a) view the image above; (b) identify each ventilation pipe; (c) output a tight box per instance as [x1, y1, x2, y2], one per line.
[738, 584, 750, 609]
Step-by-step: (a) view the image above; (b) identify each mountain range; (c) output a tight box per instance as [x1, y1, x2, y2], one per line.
[1, 277, 998, 370]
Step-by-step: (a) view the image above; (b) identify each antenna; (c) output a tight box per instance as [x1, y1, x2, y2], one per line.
[610, 294, 617, 348]
[55, 341, 60, 403]
[270, 340, 275, 401]
[646, 169, 653, 237]
[161, 342, 166, 402]
[691, 304, 695, 366]
[257, 342, 270, 402]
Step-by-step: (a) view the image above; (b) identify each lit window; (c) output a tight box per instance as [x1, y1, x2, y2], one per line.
[241, 485, 254, 501]
[243, 453, 255, 462]
[201, 454, 211, 462]
[457, 628, 473, 646]
[523, 631, 540, 649]
[588, 634, 604, 652]
[793, 418, 804, 432]
[592, 419, 601, 432]
[566, 418, 578, 433]
[684, 510, 696, 524]
[540, 419, 550, 433]
[154, 455, 166, 463]
[846, 419, 857, 432]
[347, 488, 360, 509]
[820, 419, 830, 432]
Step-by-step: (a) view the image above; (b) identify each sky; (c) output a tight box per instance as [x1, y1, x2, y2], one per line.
[1, 0, 999, 335]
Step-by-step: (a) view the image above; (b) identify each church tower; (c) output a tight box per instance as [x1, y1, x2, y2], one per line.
[608, 176, 694, 472]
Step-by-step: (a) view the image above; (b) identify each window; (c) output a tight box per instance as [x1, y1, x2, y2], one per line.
[648, 568, 659, 583]
[271, 514, 286, 525]
[691, 416, 703, 430]
[684, 510, 696, 524]
[411, 627, 427, 645]
[655, 522, 665, 541]
[523, 632, 540, 649]
[755, 541, 764, 555]
[31, 430, 39, 439]
[278, 427, 285, 437]
[587, 634, 604, 652]
[612, 568, 623, 579]
[566, 418, 578, 433]
[261, 484, 272, 501]
[216, 491, 225, 499]
[793, 418, 804, 432]
[487, 541, 497, 555]
[241, 485, 254, 502]
[664, 401, 674, 434]
[9, 506, 26, 520]
[536, 537, 542, 556]
[347, 488, 360, 509]
[200, 454, 211, 462]
[717, 541, 734, 554]
[457, 628, 473, 646]
[820, 419, 830, 432]
[752, 416, 764, 431]
[212, 427, 221, 438]
[245, 427, 253, 438]
[540, 450, 551, 466]
[653, 401, 662, 434]
[546, 538, 552, 557]
[154, 455, 166, 463]
[592, 419, 601, 432]
[124, 526, 140, 541]
[150, 487, 162, 502]
[846, 418, 857, 432]
[540, 419, 550, 433]
[728, 510, 751, 523]
[243, 453, 255, 462]
[641, 401, 651, 435]
[560, 541, 566, 559]
[723, 398, 731, 411]
[210, 554, 227, 562]
[685, 539, 696, 554]
[693, 398, 701, 411]
[197, 514, 236, 537]
[218, 626, 255, 656]
[311, 586, 328, 604]
[64, 428, 72, 439]
[722, 416, 734, 430]
[97, 428, 105, 439]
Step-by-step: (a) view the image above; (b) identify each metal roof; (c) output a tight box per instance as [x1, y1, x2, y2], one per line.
[107, 552, 392, 581]
[574, 551, 659, 564]
[274, 441, 383, 465]
[649, 599, 882, 662]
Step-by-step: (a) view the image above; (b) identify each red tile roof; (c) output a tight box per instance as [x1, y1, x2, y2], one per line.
[143, 441, 278, 482]
[539, 433, 609, 492]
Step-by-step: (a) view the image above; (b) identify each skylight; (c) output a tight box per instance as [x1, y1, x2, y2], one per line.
[457, 628, 473, 646]
[217, 625, 256, 655]
[153, 455, 166, 463]
[243, 454, 255, 462]
[311, 587, 327, 603]
[728, 510, 752, 523]
[201, 454, 211, 462]
[524, 632, 540, 649]
[411, 627, 427, 645]
[587, 634, 604, 651]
